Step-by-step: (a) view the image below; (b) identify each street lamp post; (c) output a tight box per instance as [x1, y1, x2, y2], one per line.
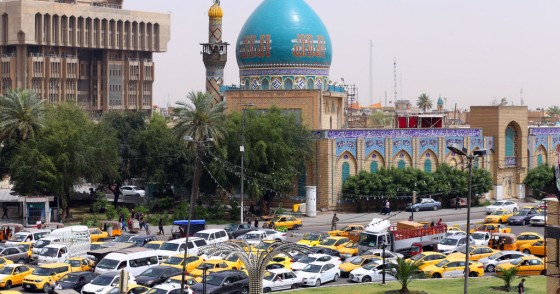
[447, 143, 487, 294]
[240, 103, 254, 224]
[381, 241, 386, 284]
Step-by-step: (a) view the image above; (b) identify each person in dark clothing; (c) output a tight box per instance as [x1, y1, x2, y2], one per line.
[158, 218, 164, 235]
[518, 278, 525, 294]
[2, 206, 8, 219]
[455, 196, 461, 210]
[254, 218, 259, 228]
[331, 213, 339, 231]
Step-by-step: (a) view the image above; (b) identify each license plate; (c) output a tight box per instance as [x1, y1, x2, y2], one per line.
[24, 285, 30, 288]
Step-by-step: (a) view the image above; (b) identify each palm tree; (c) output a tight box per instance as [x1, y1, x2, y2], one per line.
[416, 93, 432, 112]
[0, 89, 45, 141]
[547, 105, 560, 118]
[389, 258, 423, 294]
[495, 267, 518, 292]
[172, 91, 225, 202]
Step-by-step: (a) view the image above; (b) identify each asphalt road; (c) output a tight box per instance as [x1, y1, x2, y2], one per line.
[9, 206, 545, 293]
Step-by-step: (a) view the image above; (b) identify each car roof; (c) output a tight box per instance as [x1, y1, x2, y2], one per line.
[210, 270, 246, 276]
[98, 271, 120, 277]
[153, 283, 181, 290]
[267, 268, 294, 274]
[39, 263, 69, 268]
[196, 229, 226, 233]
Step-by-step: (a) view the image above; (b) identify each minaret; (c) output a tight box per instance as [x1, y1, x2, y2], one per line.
[202, 0, 228, 103]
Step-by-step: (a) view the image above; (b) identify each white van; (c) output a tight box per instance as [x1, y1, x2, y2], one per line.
[156, 237, 207, 261]
[5, 229, 50, 246]
[95, 247, 159, 276]
[193, 229, 229, 244]
[32, 237, 61, 260]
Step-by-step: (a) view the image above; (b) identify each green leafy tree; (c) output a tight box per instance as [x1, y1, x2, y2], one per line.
[524, 164, 556, 198]
[0, 89, 45, 141]
[416, 93, 433, 112]
[389, 258, 422, 293]
[547, 105, 560, 118]
[368, 110, 392, 127]
[496, 267, 518, 292]
[172, 91, 226, 202]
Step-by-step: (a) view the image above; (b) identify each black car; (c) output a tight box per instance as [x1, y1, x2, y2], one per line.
[507, 209, 538, 225]
[224, 223, 255, 239]
[311, 246, 341, 257]
[55, 272, 96, 292]
[191, 270, 249, 294]
[112, 234, 135, 243]
[136, 266, 183, 287]
[129, 235, 159, 247]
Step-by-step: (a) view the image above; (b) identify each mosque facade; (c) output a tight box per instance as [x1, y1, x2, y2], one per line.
[205, 0, 560, 211]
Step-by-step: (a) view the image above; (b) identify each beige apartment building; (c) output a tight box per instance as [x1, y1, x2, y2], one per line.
[0, 0, 170, 112]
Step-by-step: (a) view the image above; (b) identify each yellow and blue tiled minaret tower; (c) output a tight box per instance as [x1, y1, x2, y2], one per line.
[202, 0, 228, 103]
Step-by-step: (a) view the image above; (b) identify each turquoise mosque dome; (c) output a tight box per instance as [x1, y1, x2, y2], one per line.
[236, 0, 333, 91]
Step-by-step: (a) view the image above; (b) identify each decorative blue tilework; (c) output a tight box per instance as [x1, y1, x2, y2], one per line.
[529, 127, 560, 136]
[470, 136, 484, 151]
[534, 135, 549, 151]
[418, 137, 438, 157]
[392, 138, 413, 156]
[336, 138, 357, 157]
[445, 137, 464, 156]
[364, 138, 386, 158]
[316, 128, 481, 139]
[552, 136, 560, 147]
[485, 136, 494, 151]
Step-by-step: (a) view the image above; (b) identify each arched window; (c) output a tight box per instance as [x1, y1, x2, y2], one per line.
[342, 162, 350, 184]
[424, 159, 432, 173]
[370, 161, 379, 173]
[262, 79, 269, 90]
[505, 126, 516, 157]
[398, 160, 405, 170]
[537, 154, 543, 166]
[244, 78, 250, 90]
[284, 79, 293, 90]
[307, 79, 314, 90]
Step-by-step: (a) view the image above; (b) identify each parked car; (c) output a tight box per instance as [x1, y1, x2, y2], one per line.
[507, 209, 538, 225]
[328, 224, 365, 238]
[447, 246, 497, 261]
[190, 270, 249, 294]
[316, 237, 350, 251]
[349, 261, 397, 283]
[0, 264, 33, 290]
[530, 213, 546, 226]
[338, 255, 382, 277]
[422, 258, 485, 278]
[0, 245, 29, 264]
[361, 249, 403, 262]
[485, 201, 518, 214]
[405, 251, 447, 271]
[120, 185, 146, 197]
[406, 198, 442, 212]
[262, 215, 302, 230]
[135, 265, 183, 287]
[484, 210, 514, 223]
[147, 283, 186, 294]
[515, 232, 543, 248]
[224, 224, 255, 239]
[299, 262, 340, 287]
[478, 250, 527, 272]
[22, 263, 72, 293]
[129, 235, 159, 247]
[496, 255, 546, 276]
[81, 271, 135, 294]
[193, 229, 229, 244]
[262, 268, 302, 292]
[470, 231, 491, 246]
[54, 271, 96, 292]
[290, 254, 341, 271]
[296, 232, 330, 247]
[437, 235, 473, 254]
[519, 240, 545, 256]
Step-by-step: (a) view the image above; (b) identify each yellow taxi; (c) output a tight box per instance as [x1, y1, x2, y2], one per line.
[0, 257, 14, 269]
[338, 242, 359, 259]
[263, 215, 302, 230]
[265, 255, 292, 270]
[470, 223, 511, 234]
[484, 210, 514, 223]
[422, 257, 485, 278]
[107, 283, 150, 294]
[328, 224, 365, 237]
[189, 260, 235, 277]
[296, 232, 329, 247]
[143, 240, 165, 250]
[447, 226, 464, 234]
[89, 242, 106, 251]
[22, 263, 71, 293]
[167, 274, 202, 285]
[161, 254, 204, 273]
[247, 240, 276, 254]
[89, 228, 108, 242]
[317, 236, 350, 251]
[515, 232, 543, 248]
[519, 240, 545, 256]
[521, 205, 542, 214]
[222, 255, 245, 270]
[447, 246, 497, 261]
[405, 251, 447, 270]
[496, 255, 546, 276]
[17, 242, 33, 260]
[339, 255, 382, 277]
[0, 264, 33, 289]
[64, 257, 94, 272]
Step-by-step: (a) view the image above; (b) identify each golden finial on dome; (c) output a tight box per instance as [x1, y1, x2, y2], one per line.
[208, 0, 223, 18]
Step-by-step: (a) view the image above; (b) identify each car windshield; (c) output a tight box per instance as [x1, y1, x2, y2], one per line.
[91, 275, 115, 286]
[435, 260, 449, 268]
[60, 274, 80, 283]
[472, 233, 486, 240]
[144, 243, 161, 250]
[303, 233, 321, 241]
[40, 247, 59, 257]
[320, 239, 337, 246]
[363, 262, 380, 270]
[32, 267, 54, 276]
[488, 252, 503, 260]
[302, 264, 322, 273]
[114, 235, 132, 242]
[164, 256, 183, 265]
[492, 201, 505, 206]
[344, 242, 357, 248]
[160, 243, 180, 251]
[65, 260, 81, 267]
[511, 258, 523, 265]
[351, 257, 367, 265]
[491, 211, 504, 215]
[96, 259, 119, 270]
[0, 267, 13, 274]
[11, 234, 27, 241]
[90, 244, 103, 250]
[197, 263, 215, 269]
[141, 268, 163, 277]
[129, 238, 145, 246]
[255, 243, 272, 250]
[440, 238, 459, 246]
[224, 224, 237, 231]
[457, 246, 474, 254]
[297, 256, 317, 264]
[194, 232, 210, 240]
[244, 234, 261, 240]
[35, 239, 51, 248]
[263, 271, 275, 281]
[358, 234, 378, 247]
[515, 211, 528, 216]
[410, 254, 425, 261]
[205, 275, 224, 286]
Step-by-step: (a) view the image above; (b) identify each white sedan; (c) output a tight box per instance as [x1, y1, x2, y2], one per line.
[361, 249, 403, 263]
[530, 214, 546, 226]
[485, 201, 518, 214]
[291, 254, 341, 271]
[261, 229, 287, 242]
[299, 262, 340, 287]
[262, 268, 302, 292]
[120, 185, 146, 197]
[349, 261, 397, 283]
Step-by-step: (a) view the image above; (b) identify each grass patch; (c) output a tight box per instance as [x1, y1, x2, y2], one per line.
[291, 276, 545, 294]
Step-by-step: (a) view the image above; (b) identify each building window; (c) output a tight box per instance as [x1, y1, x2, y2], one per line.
[342, 162, 350, 184]
[298, 165, 306, 197]
[284, 79, 293, 90]
[307, 79, 314, 90]
[424, 159, 432, 173]
[505, 126, 516, 157]
[262, 79, 269, 90]
[537, 154, 543, 166]
[398, 160, 405, 170]
[370, 161, 378, 173]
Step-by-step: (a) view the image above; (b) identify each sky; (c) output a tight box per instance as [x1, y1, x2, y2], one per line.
[126, 0, 560, 111]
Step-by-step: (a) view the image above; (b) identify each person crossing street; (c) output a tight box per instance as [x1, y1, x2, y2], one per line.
[331, 213, 339, 230]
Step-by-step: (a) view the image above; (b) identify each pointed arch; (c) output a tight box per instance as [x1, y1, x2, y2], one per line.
[421, 149, 438, 172]
[535, 145, 547, 167]
[393, 151, 412, 169]
[284, 78, 293, 90]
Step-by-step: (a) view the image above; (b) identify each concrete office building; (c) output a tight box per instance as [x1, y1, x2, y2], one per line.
[0, 0, 170, 112]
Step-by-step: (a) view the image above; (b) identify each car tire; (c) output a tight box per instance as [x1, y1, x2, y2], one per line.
[541, 269, 547, 276]
[513, 208, 518, 213]
[291, 283, 300, 290]
[4, 280, 11, 290]
[433, 206, 438, 211]
[44, 283, 53, 294]
[486, 264, 495, 272]
[333, 273, 339, 282]
[432, 273, 441, 279]
[362, 276, 371, 283]
[263, 288, 271, 293]
[523, 249, 531, 254]
[414, 207, 420, 212]
[523, 220, 528, 225]
[241, 287, 249, 294]
[499, 219, 503, 224]
[469, 271, 478, 277]
[17, 258, 25, 264]
[315, 279, 321, 287]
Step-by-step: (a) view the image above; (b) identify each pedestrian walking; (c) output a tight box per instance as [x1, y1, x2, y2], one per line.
[254, 218, 259, 228]
[2, 206, 8, 219]
[455, 195, 461, 210]
[518, 278, 525, 294]
[331, 213, 339, 231]
[145, 221, 150, 235]
[437, 218, 442, 226]
[158, 218, 164, 235]
[385, 199, 391, 215]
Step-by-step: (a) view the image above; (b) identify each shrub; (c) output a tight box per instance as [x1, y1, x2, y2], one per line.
[496, 267, 518, 292]
[173, 202, 189, 221]
[105, 204, 117, 220]
[229, 201, 240, 220]
[82, 215, 99, 227]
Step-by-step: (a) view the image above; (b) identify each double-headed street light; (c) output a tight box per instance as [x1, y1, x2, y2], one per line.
[447, 143, 487, 294]
[240, 103, 254, 224]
